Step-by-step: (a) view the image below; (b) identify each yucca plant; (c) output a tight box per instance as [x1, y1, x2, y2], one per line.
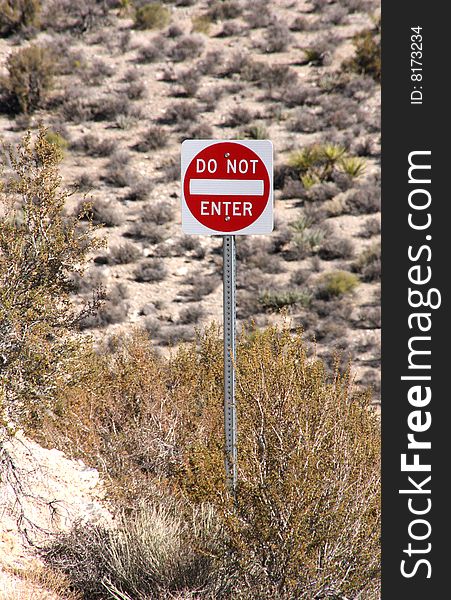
[339, 156, 366, 178]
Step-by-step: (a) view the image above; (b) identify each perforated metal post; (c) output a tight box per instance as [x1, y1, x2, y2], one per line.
[223, 235, 237, 492]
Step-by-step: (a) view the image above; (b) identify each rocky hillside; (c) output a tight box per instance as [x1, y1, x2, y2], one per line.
[0, 0, 381, 402]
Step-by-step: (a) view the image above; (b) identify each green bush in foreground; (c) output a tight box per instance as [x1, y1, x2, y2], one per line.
[40, 324, 380, 599]
[0, 128, 104, 431]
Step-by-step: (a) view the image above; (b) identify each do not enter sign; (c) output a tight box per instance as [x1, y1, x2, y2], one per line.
[181, 140, 273, 235]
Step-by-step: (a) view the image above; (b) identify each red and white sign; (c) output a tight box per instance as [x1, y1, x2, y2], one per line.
[181, 140, 273, 235]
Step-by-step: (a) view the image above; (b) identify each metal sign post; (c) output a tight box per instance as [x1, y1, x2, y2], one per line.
[181, 139, 273, 492]
[223, 235, 237, 492]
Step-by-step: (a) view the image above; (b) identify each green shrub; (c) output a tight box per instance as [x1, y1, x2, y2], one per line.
[259, 290, 312, 312]
[3, 44, 54, 113]
[318, 270, 360, 299]
[0, 0, 41, 36]
[134, 3, 170, 30]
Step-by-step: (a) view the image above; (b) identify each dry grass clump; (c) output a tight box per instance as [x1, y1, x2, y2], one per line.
[36, 324, 380, 599]
[43, 499, 227, 599]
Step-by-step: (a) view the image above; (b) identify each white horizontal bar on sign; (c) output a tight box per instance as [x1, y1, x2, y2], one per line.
[189, 179, 264, 196]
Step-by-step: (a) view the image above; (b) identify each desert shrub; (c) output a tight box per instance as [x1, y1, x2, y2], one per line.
[125, 80, 146, 100]
[321, 4, 347, 25]
[166, 23, 183, 37]
[259, 290, 311, 312]
[160, 101, 199, 127]
[191, 13, 212, 34]
[260, 64, 298, 99]
[197, 50, 223, 76]
[357, 305, 381, 330]
[345, 177, 381, 214]
[289, 108, 320, 133]
[144, 316, 161, 338]
[353, 243, 381, 282]
[244, 0, 271, 28]
[108, 242, 141, 265]
[0, 129, 104, 430]
[0, 0, 41, 36]
[60, 92, 93, 123]
[280, 177, 303, 199]
[126, 221, 165, 244]
[44, 500, 225, 599]
[72, 134, 115, 157]
[135, 126, 169, 152]
[290, 15, 317, 32]
[142, 202, 174, 225]
[301, 37, 335, 67]
[127, 178, 154, 201]
[137, 39, 165, 62]
[318, 92, 362, 130]
[36, 322, 380, 597]
[41, 0, 109, 34]
[182, 122, 214, 142]
[175, 67, 201, 97]
[217, 19, 243, 37]
[168, 35, 205, 62]
[260, 20, 292, 53]
[79, 283, 129, 329]
[160, 157, 181, 182]
[225, 106, 252, 127]
[318, 236, 354, 260]
[104, 151, 133, 188]
[185, 276, 219, 300]
[1, 44, 54, 114]
[360, 216, 381, 238]
[208, 0, 242, 21]
[290, 268, 310, 286]
[88, 199, 123, 227]
[91, 95, 132, 122]
[81, 58, 114, 86]
[282, 85, 317, 109]
[134, 2, 170, 30]
[240, 123, 268, 140]
[158, 324, 197, 346]
[134, 258, 167, 282]
[344, 21, 381, 82]
[177, 324, 380, 598]
[317, 270, 359, 299]
[74, 172, 95, 192]
[179, 305, 204, 325]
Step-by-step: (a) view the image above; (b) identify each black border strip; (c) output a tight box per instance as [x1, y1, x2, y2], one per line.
[382, 3, 449, 597]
